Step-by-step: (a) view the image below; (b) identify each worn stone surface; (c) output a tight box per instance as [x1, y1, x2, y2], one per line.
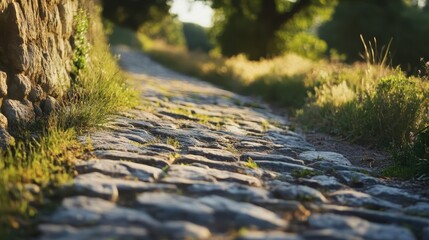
[39, 224, 151, 240]
[272, 184, 327, 202]
[36, 47, 428, 240]
[329, 189, 401, 209]
[404, 202, 429, 217]
[237, 231, 303, 240]
[8, 73, 31, 99]
[300, 175, 344, 190]
[335, 170, 378, 187]
[136, 192, 215, 225]
[187, 182, 270, 201]
[94, 150, 170, 168]
[41, 96, 58, 115]
[188, 146, 238, 162]
[241, 152, 304, 165]
[162, 165, 261, 186]
[76, 159, 163, 182]
[0, 113, 8, 129]
[0, 71, 7, 97]
[0, 127, 14, 149]
[2, 99, 35, 125]
[63, 172, 177, 201]
[308, 213, 416, 240]
[299, 151, 352, 166]
[198, 195, 288, 229]
[365, 185, 424, 205]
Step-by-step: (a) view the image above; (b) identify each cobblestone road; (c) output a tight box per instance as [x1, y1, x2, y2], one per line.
[37, 46, 429, 240]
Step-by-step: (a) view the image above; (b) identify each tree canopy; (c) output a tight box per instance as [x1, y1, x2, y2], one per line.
[101, 0, 171, 30]
[319, 0, 429, 71]
[209, 0, 336, 60]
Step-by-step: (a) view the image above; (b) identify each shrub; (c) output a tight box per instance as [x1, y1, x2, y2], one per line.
[299, 73, 426, 147]
[362, 75, 425, 146]
[246, 74, 308, 108]
[284, 33, 328, 60]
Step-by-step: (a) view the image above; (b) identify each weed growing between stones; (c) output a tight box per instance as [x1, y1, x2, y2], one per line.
[244, 157, 259, 169]
[168, 153, 181, 162]
[292, 169, 318, 178]
[166, 137, 181, 149]
[0, 6, 137, 239]
[261, 120, 270, 131]
[72, 9, 90, 75]
[225, 143, 239, 155]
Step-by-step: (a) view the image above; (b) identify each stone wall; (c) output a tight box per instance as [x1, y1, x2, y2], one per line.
[0, 0, 80, 145]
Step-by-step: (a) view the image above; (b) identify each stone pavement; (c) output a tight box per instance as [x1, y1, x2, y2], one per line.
[37, 46, 429, 240]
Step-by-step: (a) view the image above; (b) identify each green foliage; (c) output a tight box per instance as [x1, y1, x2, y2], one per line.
[56, 43, 137, 130]
[183, 23, 213, 53]
[292, 169, 318, 178]
[386, 126, 429, 178]
[244, 158, 259, 169]
[283, 32, 328, 60]
[101, 0, 170, 30]
[139, 14, 185, 46]
[211, 0, 336, 59]
[107, 24, 144, 50]
[0, 129, 84, 239]
[166, 137, 181, 149]
[364, 76, 425, 146]
[246, 74, 308, 108]
[299, 73, 426, 147]
[359, 35, 392, 67]
[72, 9, 90, 74]
[320, 0, 429, 72]
[102, 0, 184, 47]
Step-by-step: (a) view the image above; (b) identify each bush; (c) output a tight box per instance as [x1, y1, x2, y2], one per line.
[299, 73, 426, 147]
[246, 74, 308, 108]
[182, 23, 213, 53]
[284, 33, 328, 60]
[363, 76, 425, 146]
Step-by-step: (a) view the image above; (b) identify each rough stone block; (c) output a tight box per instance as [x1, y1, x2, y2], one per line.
[2, 99, 35, 126]
[8, 73, 31, 99]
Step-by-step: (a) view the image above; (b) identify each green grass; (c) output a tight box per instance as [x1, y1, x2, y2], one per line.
[384, 126, 429, 178]
[166, 137, 181, 149]
[244, 158, 259, 170]
[292, 169, 318, 178]
[299, 73, 427, 147]
[0, 8, 137, 239]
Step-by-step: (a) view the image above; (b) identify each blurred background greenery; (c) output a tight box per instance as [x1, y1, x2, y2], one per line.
[102, 0, 429, 71]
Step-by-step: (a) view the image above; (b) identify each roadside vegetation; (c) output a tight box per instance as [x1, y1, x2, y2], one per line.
[0, 8, 137, 239]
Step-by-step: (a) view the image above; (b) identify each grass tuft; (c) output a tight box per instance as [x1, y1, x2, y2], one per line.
[244, 158, 259, 169]
[166, 137, 181, 149]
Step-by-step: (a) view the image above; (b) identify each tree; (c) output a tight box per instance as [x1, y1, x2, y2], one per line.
[319, 0, 429, 72]
[101, 0, 171, 30]
[182, 23, 213, 52]
[209, 0, 336, 60]
[102, 0, 185, 46]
